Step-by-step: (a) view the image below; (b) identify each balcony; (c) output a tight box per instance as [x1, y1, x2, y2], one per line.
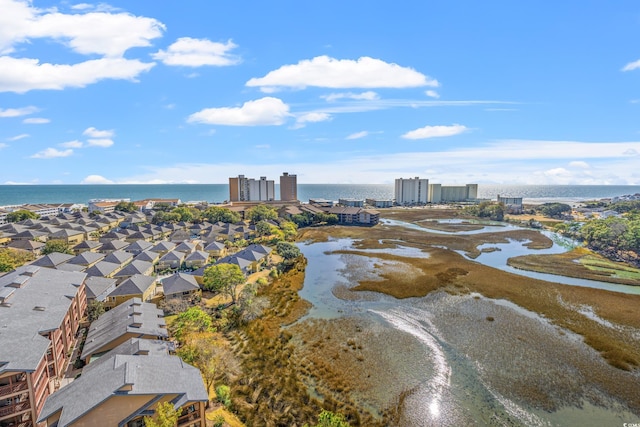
[0, 400, 31, 417]
[0, 381, 28, 396]
[177, 411, 201, 426]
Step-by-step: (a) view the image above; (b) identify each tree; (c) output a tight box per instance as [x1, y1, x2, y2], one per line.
[245, 205, 278, 223]
[280, 220, 298, 241]
[173, 206, 201, 223]
[202, 206, 241, 224]
[172, 307, 213, 341]
[0, 248, 35, 272]
[144, 401, 182, 427]
[203, 263, 245, 305]
[276, 241, 301, 261]
[86, 300, 105, 322]
[177, 331, 235, 397]
[256, 220, 273, 237]
[41, 239, 73, 255]
[538, 203, 572, 218]
[6, 209, 39, 223]
[115, 201, 138, 213]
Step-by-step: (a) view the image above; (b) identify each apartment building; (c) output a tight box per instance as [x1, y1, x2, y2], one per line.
[279, 172, 298, 201]
[394, 177, 429, 205]
[38, 338, 207, 427]
[229, 175, 275, 202]
[0, 266, 87, 427]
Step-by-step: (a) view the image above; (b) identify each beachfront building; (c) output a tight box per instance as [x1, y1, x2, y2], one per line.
[0, 266, 87, 427]
[395, 177, 429, 205]
[280, 172, 298, 201]
[428, 183, 478, 203]
[366, 199, 394, 208]
[497, 195, 524, 214]
[229, 175, 275, 202]
[338, 198, 364, 207]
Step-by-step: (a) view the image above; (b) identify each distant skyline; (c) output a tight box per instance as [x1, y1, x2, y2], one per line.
[1, 1, 640, 185]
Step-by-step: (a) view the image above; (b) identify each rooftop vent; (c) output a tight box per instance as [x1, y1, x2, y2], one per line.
[33, 306, 46, 311]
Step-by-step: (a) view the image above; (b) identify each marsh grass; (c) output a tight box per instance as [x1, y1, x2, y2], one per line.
[508, 249, 640, 286]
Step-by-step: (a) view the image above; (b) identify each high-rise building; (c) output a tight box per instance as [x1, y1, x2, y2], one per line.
[394, 177, 429, 205]
[229, 175, 275, 202]
[280, 172, 298, 201]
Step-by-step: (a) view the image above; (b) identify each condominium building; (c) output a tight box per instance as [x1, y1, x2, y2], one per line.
[428, 183, 478, 203]
[229, 175, 275, 202]
[280, 172, 298, 201]
[394, 177, 429, 205]
[0, 266, 87, 427]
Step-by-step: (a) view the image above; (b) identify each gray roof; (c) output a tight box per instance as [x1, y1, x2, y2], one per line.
[30, 252, 74, 267]
[84, 261, 121, 277]
[103, 250, 134, 265]
[81, 298, 167, 361]
[85, 276, 117, 301]
[99, 239, 129, 251]
[38, 352, 207, 426]
[67, 251, 105, 266]
[151, 241, 176, 252]
[113, 260, 153, 278]
[185, 250, 209, 262]
[107, 274, 156, 297]
[204, 241, 225, 251]
[125, 240, 153, 252]
[73, 240, 102, 251]
[0, 266, 86, 374]
[162, 273, 200, 296]
[159, 250, 186, 262]
[134, 250, 160, 263]
[174, 241, 196, 253]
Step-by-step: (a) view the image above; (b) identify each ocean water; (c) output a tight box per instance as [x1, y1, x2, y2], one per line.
[1, 183, 640, 206]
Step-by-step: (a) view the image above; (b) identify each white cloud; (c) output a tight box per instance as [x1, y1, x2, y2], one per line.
[321, 91, 379, 102]
[0, 1, 164, 57]
[187, 97, 290, 126]
[346, 131, 369, 140]
[31, 147, 73, 158]
[70, 3, 120, 13]
[153, 37, 240, 67]
[87, 138, 114, 147]
[22, 117, 49, 124]
[402, 124, 468, 140]
[7, 133, 29, 141]
[293, 112, 331, 128]
[622, 60, 640, 72]
[83, 127, 114, 138]
[569, 161, 590, 169]
[246, 56, 438, 91]
[0, 105, 39, 117]
[60, 140, 83, 148]
[255, 144, 270, 149]
[81, 174, 114, 184]
[0, 143, 7, 149]
[425, 90, 440, 98]
[0, 56, 155, 93]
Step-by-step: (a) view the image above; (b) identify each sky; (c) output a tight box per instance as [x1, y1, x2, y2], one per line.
[1, 1, 640, 186]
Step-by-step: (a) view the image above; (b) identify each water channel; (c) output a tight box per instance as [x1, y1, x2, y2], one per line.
[294, 220, 640, 426]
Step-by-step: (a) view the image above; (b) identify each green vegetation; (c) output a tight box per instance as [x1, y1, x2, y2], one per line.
[114, 201, 138, 213]
[464, 201, 505, 221]
[171, 306, 213, 341]
[202, 206, 241, 223]
[86, 300, 105, 322]
[291, 211, 339, 227]
[0, 248, 35, 272]
[245, 204, 278, 223]
[304, 410, 351, 427]
[579, 216, 640, 253]
[203, 263, 246, 304]
[144, 401, 182, 427]
[277, 241, 302, 262]
[41, 239, 73, 255]
[536, 202, 572, 218]
[215, 384, 232, 408]
[6, 209, 39, 222]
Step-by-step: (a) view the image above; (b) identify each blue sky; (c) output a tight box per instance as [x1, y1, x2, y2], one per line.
[1, 1, 640, 185]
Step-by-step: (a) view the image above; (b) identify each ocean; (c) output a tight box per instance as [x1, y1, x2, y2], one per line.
[1, 184, 640, 206]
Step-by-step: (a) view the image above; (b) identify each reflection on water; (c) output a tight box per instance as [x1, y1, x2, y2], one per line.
[296, 237, 640, 426]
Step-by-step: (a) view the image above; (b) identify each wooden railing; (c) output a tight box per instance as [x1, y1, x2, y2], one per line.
[0, 400, 31, 417]
[0, 380, 28, 396]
